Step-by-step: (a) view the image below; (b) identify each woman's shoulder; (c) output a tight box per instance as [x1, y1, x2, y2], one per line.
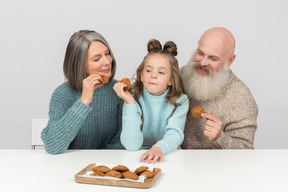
[52, 81, 78, 98]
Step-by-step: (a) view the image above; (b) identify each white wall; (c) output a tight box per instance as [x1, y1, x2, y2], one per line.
[0, 0, 287, 149]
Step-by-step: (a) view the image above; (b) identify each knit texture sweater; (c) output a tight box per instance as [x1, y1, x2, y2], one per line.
[180, 68, 258, 149]
[41, 80, 123, 154]
[120, 88, 189, 155]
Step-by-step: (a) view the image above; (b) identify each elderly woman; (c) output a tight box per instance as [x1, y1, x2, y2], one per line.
[41, 30, 123, 154]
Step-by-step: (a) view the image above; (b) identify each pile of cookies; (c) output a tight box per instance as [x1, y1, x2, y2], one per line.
[90, 165, 160, 180]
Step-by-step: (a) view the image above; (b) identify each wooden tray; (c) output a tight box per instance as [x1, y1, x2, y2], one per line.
[75, 163, 161, 188]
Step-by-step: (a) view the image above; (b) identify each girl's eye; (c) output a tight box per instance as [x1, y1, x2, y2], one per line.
[159, 71, 165, 74]
[94, 58, 100, 62]
[105, 51, 110, 56]
[146, 69, 151, 72]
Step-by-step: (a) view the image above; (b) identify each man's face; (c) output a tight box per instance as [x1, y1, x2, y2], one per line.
[192, 33, 231, 76]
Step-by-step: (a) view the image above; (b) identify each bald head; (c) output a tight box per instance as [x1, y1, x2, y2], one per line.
[200, 27, 235, 59]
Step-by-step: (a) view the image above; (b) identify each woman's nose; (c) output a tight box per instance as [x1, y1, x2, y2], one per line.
[103, 56, 110, 65]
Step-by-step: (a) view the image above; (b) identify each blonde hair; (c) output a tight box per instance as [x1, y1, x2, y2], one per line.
[132, 39, 185, 121]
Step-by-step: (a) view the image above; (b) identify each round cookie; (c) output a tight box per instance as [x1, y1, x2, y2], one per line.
[140, 170, 154, 178]
[192, 107, 205, 119]
[134, 166, 149, 175]
[101, 75, 110, 85]
[153, 168, 161, 174]
[118, 78, 131, 92]
[112, 165, 129, 172]
[122, 171, 139, 180]
[104, 170, 122, 178]
[92, 165, 110, 173]
[90, 171, 105, 177]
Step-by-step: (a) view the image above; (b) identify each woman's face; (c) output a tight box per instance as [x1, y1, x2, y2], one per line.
[86, 41, 112, 77]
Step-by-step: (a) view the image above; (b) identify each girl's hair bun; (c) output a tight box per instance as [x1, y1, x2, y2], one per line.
[147, 39, 162, 53]
[163, 41, 178, 56]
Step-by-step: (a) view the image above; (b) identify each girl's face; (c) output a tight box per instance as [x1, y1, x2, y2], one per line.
[86, 41, 112, 77]
[141, 54, 172, 96]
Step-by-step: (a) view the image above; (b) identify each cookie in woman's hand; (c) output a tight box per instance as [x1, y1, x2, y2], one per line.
[101, 75, 110, 85]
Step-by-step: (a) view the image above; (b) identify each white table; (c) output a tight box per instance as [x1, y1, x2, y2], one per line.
[1, 149, 288, 192]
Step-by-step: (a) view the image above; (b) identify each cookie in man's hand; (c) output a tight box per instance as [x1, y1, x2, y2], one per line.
[192, 107, 205, 119]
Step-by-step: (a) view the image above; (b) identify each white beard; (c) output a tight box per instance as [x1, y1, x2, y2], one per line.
[180, 60, 229, 101]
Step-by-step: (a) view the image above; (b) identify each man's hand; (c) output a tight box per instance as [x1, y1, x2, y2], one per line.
[202, 113, 222, 141]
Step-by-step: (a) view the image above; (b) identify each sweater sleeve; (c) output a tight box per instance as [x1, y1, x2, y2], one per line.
[106, 104, 124, 149]
[120, 102, 143, 151]
[210, 84, 258, 149]
[211, 111, 258, 149]
[154, 95, 189, 154]
[41, 86, 92, 154]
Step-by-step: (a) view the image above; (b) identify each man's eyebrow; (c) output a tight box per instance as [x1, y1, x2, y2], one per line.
[198, 48, 220, 59]
[209, 55, 220, 59]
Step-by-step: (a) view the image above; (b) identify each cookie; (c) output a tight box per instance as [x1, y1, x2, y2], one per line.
[92, 165, 110, 173]
[104, 170, 122, 179]
[153, 168, 161, 174]
[101, 75, 110, 85]
[112, 165, 129, 172]
[192, 107, 205, 119]
[118, 78, 131, 92]
[140, 170, 154, 178]
[134, 166, 149, 175]
[90, 171, 105, 177]
[122, 171, 139, 180]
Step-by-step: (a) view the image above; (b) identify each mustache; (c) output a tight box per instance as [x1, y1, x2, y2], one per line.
[192, 62, 212, 74]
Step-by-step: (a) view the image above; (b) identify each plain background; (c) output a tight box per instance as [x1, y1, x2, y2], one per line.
[0, 0, 287, 149]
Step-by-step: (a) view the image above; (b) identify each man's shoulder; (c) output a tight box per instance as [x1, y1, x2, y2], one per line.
[226, 71, 258, 109]
[228, 71, 252, 95]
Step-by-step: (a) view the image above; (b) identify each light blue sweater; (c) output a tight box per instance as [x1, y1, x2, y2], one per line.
[41, 80, 123, 155]
[120, 88, 189, 155]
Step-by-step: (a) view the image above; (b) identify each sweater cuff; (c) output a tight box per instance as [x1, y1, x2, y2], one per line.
[154, 141, 170, 155]
[123, 103, 138, 115]
[69, 99, 93, 119]
[210, 131, 230, 149]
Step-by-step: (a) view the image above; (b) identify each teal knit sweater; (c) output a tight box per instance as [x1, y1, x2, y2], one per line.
[41, 80, 123, 154]
[121, 88, 189, 155]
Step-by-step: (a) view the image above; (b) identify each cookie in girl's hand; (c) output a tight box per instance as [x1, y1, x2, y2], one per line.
[118, 78, 131, 92]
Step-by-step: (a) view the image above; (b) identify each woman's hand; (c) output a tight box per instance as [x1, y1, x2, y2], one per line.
[80, 74, 104, 105]
[113, 82, 135, 104]
[139, 146, 164, 164]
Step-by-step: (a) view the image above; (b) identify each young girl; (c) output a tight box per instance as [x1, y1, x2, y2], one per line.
[113, 39, 189, 163]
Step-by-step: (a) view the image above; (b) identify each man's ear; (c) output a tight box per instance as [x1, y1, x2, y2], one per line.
[228, 54, 236, 67]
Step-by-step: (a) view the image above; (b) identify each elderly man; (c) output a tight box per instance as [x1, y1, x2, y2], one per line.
[180, 27, 258, 149]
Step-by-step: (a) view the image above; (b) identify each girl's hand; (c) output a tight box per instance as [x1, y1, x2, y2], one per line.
[140, 146, 164, 164]
[80, 74, 104, 105]
[113, 82, 135, 104]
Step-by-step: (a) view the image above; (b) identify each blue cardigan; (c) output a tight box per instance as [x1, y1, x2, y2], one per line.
[120, 88, 189, 154]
